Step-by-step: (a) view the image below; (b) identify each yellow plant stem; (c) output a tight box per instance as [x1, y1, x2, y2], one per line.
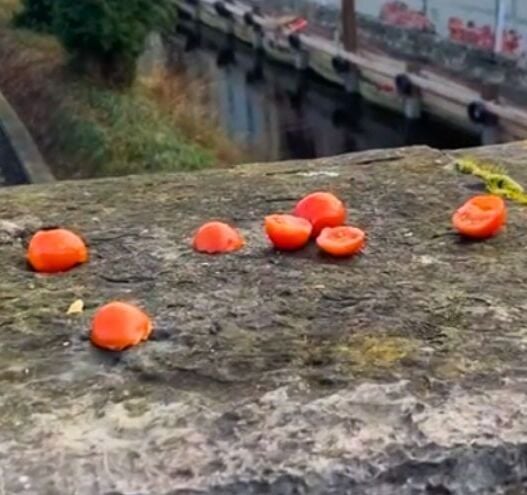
[455, 157, 527, 205]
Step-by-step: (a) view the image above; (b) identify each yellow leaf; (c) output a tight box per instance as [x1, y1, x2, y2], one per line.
[67, 299, 84, 315]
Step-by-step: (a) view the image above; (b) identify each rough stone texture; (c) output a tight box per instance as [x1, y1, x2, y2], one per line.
[2, 143, 527, 494]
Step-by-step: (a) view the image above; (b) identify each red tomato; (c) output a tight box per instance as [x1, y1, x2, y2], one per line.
[264, 214, 312, 251]
[452, 195, 506, 239]
[193, 221, 245, 254]
[27, 228, 88, 273]
[91, 302, 153, 351]
[316, 226, 366, 257]
[294, 192, 346, 236]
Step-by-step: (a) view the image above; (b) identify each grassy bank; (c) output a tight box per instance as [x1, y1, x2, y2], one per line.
[0, 0, 245, 180]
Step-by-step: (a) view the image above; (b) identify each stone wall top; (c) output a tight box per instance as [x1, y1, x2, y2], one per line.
[1, 143, 527, 494]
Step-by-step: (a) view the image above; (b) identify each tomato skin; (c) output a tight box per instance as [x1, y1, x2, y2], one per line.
[27, 229, 88, 273]
[294, 192, 346, 237]
[193, 222, 245, 254]
[90, 302, 153, 351]
[452, 195, 506, 239]
[265, 214, 312, 251]
[316, 226, 366, 257]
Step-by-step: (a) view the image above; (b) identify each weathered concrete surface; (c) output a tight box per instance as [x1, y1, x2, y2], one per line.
[2, 143, 527, 494]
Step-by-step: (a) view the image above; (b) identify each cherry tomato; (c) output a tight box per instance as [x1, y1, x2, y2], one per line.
[193, 221, 245, 254]
[265, 214, 312, 251]
[294, 192, 346, 236]
[91, 302, 153, 351]
[316, 226, 366, 257]
[27, 228, 88, 273]
[452, 195, 506, 239]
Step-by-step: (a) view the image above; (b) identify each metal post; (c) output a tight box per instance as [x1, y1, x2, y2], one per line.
[342, 0, 357, 53]
[494, 0, 506, 54]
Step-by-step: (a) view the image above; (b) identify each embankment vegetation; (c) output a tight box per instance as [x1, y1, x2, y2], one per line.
[0, 0, 245, 180]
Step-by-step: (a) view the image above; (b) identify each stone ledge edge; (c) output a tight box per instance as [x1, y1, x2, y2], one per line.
[0, 89, 54, 184]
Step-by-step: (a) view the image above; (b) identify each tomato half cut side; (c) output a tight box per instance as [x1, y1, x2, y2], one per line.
[193, 221, 245, 254]
[265, 214, 312, 251]
[294, 192, 347, 237]
[317, 226, 366, 257]
[452, 195, 506, 239]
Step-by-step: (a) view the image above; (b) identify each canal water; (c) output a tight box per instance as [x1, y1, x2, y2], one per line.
[153, 27, 480, 162]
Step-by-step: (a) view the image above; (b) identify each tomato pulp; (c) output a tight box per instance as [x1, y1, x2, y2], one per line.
[317, 226, 366, 257]
[452, 195, 506, 239]
[265, 214, 312, 251]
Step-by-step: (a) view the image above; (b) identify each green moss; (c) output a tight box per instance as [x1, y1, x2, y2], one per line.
[297, 334, 418, 376]
[335, 335, 417, 369]
[455, 157, 527, 204]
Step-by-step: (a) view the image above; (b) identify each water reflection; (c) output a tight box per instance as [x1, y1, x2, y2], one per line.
[165, 26, 479, 161]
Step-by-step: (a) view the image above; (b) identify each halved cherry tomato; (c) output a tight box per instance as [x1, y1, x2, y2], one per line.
[265, 214, 312, 251]
[294, 192, 346, 236]
[193, 221, 245, 254]
[90, 302, 153, 351]
[27, 228, 88, 273]
[316, 226, 365, 257]
[452, 195, 506, 239]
